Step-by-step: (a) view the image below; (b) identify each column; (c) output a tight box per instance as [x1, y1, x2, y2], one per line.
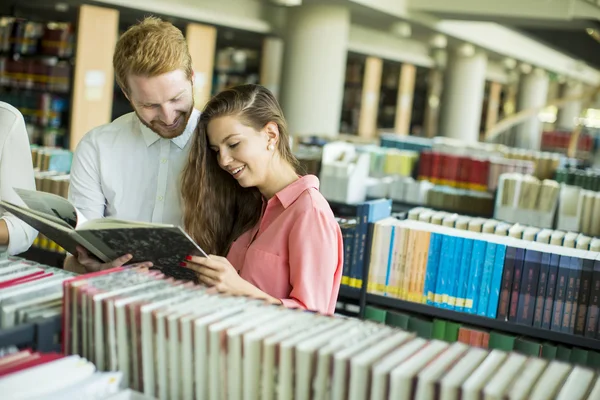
[423, 48, 445, 138]
[485, 81, 502, 132]
[556, 80, 584, 131]
[439, 44, 488, 143]
[280, 3, 350, 137]
[259, 37, 284, 99]
[70, 5, 119, 150]
[515, 68, 550, 150]
[186, 23, 217, 111]
[394, 63, 417, 135]
[357, 56, 382, 138]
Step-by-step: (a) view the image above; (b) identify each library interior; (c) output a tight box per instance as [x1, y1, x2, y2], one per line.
[3, 0, 600, 398]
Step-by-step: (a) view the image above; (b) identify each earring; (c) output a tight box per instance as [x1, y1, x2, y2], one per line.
[268, 143, 275, 151]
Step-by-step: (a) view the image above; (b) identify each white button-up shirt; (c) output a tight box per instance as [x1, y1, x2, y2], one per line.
[68, 109, 200, 227]
[0, 101, 38, 255]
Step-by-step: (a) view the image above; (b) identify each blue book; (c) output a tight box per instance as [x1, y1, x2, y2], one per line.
[424, 233, 442, 305]
[465, 239, 487, 314]
[477, 242, 497, 316]
[455, 238, 474, 313]
[447, 237, 464, 311]
[382, 225, 397, 296]
[440, 236, 457, 309]
[434, 235, 452, 307]
[487, 244, 507, 318]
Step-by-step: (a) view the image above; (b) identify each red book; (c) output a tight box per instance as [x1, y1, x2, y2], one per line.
[430, 152, 442, 185]
[444, 154, 460, 187]
[418, 151, 432, 181]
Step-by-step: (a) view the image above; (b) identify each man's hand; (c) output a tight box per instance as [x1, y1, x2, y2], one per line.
[64, 246, 153, 274]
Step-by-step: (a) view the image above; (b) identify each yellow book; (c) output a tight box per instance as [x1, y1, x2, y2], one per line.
[400, 228, 416, 300]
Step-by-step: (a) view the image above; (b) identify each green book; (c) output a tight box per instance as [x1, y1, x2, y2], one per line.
[556, 346, 572, 362]
[364, 306, 387, 323]
[514, 338, 541, 357]
[444, 322, 461, 342]
[586, 351, 600, 369]
[488, 331, 515, 352]
[570, 348, 589, 366]
[540, 343, 557, 360]
[432, 319, 446, 341]
[407, 316, 433, 339]
[385, 310, 410, 329]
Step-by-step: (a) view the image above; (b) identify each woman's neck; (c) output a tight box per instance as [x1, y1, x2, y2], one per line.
[258, 161, 299, 200]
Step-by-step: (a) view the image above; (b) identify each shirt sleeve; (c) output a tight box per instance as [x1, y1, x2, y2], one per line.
[281, 207, 343, 315]
[0, 110, 38, 255]
[68, 136, 106, 223]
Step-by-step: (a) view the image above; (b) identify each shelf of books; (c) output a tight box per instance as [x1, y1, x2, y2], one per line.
[1, 256, 600, 398]
[0, 13, 75, 149]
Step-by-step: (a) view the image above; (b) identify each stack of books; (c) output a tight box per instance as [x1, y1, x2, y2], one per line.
[63, 267, 600, 400]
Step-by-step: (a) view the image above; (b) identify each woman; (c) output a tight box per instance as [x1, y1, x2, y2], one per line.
[0, 101, 38, 255]
[180, 84, 342, 315]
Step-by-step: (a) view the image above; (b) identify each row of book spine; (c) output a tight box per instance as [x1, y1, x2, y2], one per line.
[556, 167, 600, 192]
[364, 305, 600, 370]
[367, 210, 600, 340]
[60, 265, 600, 400]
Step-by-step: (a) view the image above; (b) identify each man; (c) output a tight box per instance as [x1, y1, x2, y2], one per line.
[64, 17, 200, 273]
[0, 101, 38, 256]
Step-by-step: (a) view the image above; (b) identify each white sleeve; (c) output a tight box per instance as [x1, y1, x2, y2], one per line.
[68, 135, 106, 224]
[0, 109, 38, 255]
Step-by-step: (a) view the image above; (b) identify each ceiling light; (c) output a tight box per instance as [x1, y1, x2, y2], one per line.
[390, 22, 411, 38]
[430, 34, 447, 49]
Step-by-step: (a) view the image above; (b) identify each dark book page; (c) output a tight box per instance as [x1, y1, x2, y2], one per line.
[76, 227, 207, 281]
[14, 188, 78, 229]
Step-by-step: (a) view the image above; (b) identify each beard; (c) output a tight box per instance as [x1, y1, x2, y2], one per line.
[135, 103, 195, 139]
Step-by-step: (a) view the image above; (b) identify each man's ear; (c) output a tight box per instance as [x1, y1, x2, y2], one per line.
[264, 121, 280, 145]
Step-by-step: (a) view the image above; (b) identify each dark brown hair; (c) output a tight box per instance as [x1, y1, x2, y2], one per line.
[181, 84, 300, 256]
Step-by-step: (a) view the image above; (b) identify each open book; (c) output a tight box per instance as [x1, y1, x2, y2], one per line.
[0, 188, 208, 270]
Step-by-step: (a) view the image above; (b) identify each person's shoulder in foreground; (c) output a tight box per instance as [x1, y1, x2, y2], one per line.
[0, 101, 38, 255]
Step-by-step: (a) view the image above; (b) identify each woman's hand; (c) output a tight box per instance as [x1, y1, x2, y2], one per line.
[182, 255, 282, 305]
[183, 255, 249, 296]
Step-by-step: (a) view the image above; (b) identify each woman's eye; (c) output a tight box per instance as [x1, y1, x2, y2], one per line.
[229, 142, 239, 149]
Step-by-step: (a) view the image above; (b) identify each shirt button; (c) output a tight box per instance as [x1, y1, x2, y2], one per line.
[157, 196, 164, 201]
[161, 158, 167, 164]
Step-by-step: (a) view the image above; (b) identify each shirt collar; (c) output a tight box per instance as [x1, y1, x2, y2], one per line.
[139, 108, 200, 149]
[272, 174, 320, 209]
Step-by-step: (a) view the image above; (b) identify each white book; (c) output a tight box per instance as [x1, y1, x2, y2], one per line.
[370, 337, 427, 400]
[348, 330, 414, 400]
[555, 366, 596, 400]
[294, 318, 362, 400]
[482, 352, 527, 400]
[586, 377, 600, 400]
[414, 342, 470, 400]
[278, 317, 345, 400]
[330, 327, 394, 400]
[313, 323, 391, 400]
[243, 311, 315, 400]
[461, 350, 507, 400]
[528, 361, 573, 400]
[388, 340, 449, 400]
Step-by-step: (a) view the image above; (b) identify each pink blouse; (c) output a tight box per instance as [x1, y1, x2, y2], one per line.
[226, 174, 343, 315]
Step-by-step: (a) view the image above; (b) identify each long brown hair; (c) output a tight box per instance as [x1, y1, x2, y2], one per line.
[181, 84, 301, 256]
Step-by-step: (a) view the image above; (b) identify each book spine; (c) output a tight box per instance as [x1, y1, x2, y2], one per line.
[447, 237, 464, 310]
[585, 260, 600, 338]
[477, 242, 497, 316]
[465, 240, 487, 314]
[532, 252, 551, 328]
[496, 246, 517, 321]
[516, 249, 541, 326]
[574, 257, 594, 336]
[542, 253, 560, 330]
[424, 233, 441, 305]
[349, 203, 364, 288]
[487, 244, 507, 319]
[455, 238, 474, 313]
[561, 257, 580, 333]
[551, 255, 571, 332]
[508, 248, 525, 322]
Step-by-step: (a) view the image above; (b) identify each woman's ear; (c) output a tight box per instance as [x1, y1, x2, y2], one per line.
[264, 121, 280, 146]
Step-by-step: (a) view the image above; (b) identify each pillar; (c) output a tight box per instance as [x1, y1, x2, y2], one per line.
[186, 23, 217, 111]
[70, 5, 119, 150]
[358, 56, 383, 138]
[260, 37, 284, 99]
[556, 80, 584, 131]
[280, 3, 350, 137]
[515, 68, 550, 150]
[439, 44, 488, 143]
[394, 63, 417, 135]
[485, 81, 502, 132]
[423, 48, 445, 138]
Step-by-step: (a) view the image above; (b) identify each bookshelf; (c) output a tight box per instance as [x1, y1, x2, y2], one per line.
[0, 4, 77, 150]
[377, 59, 400, 131]
[340, 52, 365, 135]
[410, 65, 429, 137]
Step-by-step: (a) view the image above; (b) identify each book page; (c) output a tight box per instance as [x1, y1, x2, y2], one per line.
[14, 188, 78, 229]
